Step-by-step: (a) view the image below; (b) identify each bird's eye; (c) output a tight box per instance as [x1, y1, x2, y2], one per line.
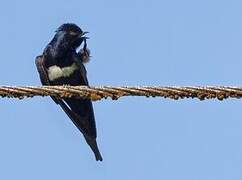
[69, 31, 79, 36]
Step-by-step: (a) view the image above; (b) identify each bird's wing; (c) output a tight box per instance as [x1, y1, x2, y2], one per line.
[35, 55, 97, 138]
[35, 56, 80, 115]
[35, 55, 50, 85]
[35, 55, 102, 161]
[35, 55, 60, 104]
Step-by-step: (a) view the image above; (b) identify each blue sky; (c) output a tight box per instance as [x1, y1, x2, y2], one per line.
[0, 0, 242, 179]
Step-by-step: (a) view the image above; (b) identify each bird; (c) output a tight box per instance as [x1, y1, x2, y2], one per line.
[35, 23, 103, 161]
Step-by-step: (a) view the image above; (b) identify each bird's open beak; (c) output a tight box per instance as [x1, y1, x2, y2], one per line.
[82, 31, 89, 36]
[79, 31, 89, 39]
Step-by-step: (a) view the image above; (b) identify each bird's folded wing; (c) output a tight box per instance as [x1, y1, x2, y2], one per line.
[35, 55, 50, 85]
[35, 55, 61, 104]
[35, 55, 95, 136]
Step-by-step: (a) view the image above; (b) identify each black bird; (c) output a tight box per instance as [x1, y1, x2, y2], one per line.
[35, 23, 103, 161]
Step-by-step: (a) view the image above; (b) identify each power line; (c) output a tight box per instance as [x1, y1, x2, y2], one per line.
[0, 85, 242, 101]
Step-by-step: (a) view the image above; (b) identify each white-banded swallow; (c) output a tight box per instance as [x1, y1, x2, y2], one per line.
[35, 23, 102, 161]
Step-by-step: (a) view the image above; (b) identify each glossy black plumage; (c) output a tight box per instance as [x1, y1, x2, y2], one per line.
[35, 23, 102, 161]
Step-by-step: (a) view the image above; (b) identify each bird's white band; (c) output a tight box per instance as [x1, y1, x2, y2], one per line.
[47, 63, 78, 81]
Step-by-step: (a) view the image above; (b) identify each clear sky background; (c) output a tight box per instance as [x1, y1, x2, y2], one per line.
[0, 0, 242, 179]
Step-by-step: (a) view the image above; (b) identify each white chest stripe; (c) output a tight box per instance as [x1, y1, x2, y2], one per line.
[47, 63, 79, 81]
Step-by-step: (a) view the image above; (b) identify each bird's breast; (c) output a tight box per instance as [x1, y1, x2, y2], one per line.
[47, 63, 79, 81]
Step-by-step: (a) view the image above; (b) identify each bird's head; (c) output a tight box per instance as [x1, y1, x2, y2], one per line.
[55, 23, 88, 49]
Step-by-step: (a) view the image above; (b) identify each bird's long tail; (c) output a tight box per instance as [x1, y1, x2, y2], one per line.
[53, 98, 103, 161]
[84, 135, 103, 161]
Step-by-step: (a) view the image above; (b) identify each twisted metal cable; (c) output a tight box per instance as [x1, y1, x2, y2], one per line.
[0, 85, 242, 101]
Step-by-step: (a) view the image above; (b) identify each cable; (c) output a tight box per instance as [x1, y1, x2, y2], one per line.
[0, 85, 242, 101]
